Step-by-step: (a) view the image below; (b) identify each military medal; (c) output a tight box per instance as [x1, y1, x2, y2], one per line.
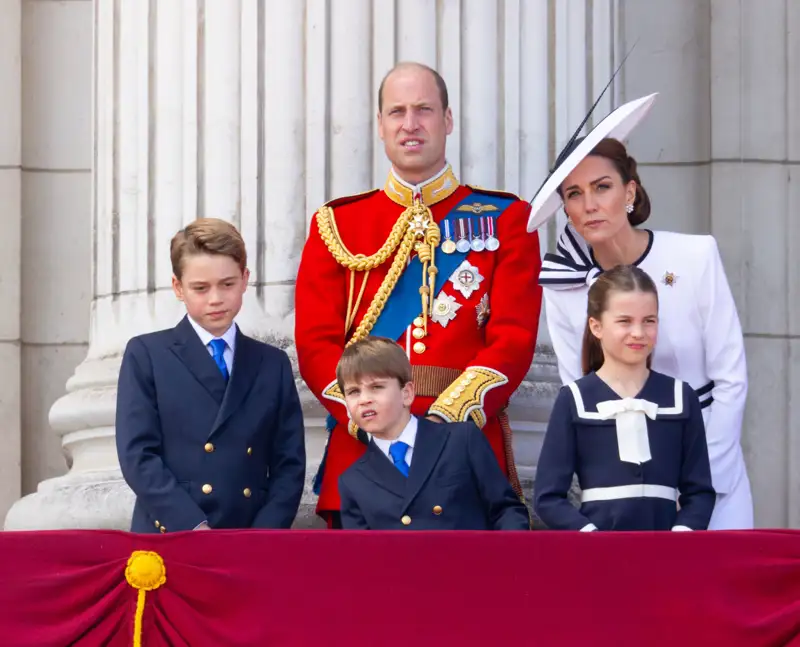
[431, 292, 461, 327]
[484, 216, 500, 251]
[662, 271, 678, 287]
[455, 219, 471, 253]
[449, 260, 484, 299]
[441, 220, 456, 254]
[470, 217, 485, 252]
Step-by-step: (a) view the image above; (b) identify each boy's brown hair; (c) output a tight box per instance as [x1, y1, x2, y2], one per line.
[170, 218, 247, 280]
[336, 337, 413, 391]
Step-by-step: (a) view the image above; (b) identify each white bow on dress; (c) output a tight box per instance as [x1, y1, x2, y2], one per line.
[595, 398, 658, 465]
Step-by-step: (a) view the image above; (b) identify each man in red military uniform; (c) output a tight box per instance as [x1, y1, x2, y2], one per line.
[295, 62, 542, 527]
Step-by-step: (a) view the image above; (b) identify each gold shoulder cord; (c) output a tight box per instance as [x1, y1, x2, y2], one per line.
[316, 200, 440, 347]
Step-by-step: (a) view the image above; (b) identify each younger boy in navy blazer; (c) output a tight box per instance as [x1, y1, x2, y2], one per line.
[337, 336, 529, 530]
[116, 218, 306, 533]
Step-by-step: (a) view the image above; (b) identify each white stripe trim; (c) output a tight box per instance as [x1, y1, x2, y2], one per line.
[568, 382, 601, 419]
[658, 379, 684, 415]
[567, 378, 684, 419]
[581, 484, 678, 503]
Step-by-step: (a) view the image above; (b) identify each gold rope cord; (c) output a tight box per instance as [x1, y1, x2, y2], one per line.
[317, 205, 412, 271]
[316, 200, 440, 346]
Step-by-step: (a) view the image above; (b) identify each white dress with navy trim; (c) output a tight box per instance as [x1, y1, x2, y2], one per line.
[534, 370, 716, 532]
[538, 226, 752, 530]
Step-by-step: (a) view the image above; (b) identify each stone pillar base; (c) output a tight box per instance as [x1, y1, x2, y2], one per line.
[5, 464, 328, 531]
[4, 470, 133, 531]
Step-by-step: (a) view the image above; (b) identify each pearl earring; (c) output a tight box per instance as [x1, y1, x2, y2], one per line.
[625, 203, 634, 214]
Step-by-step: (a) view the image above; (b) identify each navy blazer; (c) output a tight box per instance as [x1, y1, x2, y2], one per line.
[115, 316, 306, 533]
[338, 418, 529, 530]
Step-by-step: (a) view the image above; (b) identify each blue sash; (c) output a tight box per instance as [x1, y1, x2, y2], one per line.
[370, 191, 514, 341]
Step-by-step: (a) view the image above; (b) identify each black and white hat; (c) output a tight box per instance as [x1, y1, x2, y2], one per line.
[526, 92, 658, 233]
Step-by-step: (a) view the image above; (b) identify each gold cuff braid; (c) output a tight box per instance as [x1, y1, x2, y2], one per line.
[427, 367, 509, 428]
[322, 380, 345, 406]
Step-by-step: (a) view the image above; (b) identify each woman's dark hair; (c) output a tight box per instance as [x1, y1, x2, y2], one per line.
[581, 265, 659, 375]
[558, 137, 651, 226]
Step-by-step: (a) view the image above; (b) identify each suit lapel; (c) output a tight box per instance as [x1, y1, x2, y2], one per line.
[361, 441, 407, 497]
[209, 329, 262, 437]
[402, 419, 448, 512]
[169, 316, 227, 404]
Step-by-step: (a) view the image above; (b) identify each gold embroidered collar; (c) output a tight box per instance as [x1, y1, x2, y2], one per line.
[383, 164, 459, 207]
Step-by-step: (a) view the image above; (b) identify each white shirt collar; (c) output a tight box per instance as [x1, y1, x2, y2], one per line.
[187, 315, 237, 353]
[372, 414, 418, 456]
[389, 163, 450, 193]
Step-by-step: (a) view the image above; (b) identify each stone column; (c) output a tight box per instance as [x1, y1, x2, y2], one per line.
[616, 0, 712, 235]
[6, 0, 586, 529]
[0, 0, 22, 522]
[709, 0, 800, 528]
[5, 0, 312, 530]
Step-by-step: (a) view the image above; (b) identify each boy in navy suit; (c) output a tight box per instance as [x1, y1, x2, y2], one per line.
[116, 218, 306, 533]
[337, 337, 529, 530]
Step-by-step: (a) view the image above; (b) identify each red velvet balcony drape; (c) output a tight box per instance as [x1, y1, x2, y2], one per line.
[1, 529, 799, 647]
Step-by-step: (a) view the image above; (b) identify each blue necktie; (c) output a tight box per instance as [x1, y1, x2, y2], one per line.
[208, 338, 229, 382]
[388, 441, 410, 477]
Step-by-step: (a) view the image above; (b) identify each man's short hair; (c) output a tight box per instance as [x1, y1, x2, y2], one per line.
[336, 337, 413, 391]
[170, 218, 247, 280]
[377, 62, 449, 113]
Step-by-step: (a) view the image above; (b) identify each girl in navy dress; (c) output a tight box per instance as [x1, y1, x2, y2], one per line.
[534, 265, 715, 531]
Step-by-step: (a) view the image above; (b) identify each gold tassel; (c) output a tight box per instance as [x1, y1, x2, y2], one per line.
[125, 550, 167, 647]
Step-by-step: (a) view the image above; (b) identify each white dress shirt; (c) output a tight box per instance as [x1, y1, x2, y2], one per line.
[372, 415, 419, 468]
[187, 315, 237, 375]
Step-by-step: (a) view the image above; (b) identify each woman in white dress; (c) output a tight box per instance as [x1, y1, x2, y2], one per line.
[530, 98, 753, 530]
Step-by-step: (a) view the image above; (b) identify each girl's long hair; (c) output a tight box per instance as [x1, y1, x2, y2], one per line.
[581, 265, 659, 375]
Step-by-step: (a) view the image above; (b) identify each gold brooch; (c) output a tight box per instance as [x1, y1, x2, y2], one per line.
[662, 271, 678, 287]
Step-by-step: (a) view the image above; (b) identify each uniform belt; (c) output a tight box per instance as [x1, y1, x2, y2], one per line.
[581, 484, 678, 503]
[412, 365, 463, 398]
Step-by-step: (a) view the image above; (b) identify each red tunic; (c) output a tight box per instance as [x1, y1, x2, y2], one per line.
[295, 168, 543, 520]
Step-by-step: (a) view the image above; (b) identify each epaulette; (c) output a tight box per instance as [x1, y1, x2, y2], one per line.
[321, 188, 380, 210]
[466, 184, 522, 201]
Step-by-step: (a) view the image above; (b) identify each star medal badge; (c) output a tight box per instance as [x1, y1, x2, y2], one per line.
[469, 217, 485, 252]
[475, 294, 490, 328]
[449, 260, 484, 299]
[662, 271, 678, 287]
[441, 220, 457, 254]
[431, 292, 461, 327]
[455, 219, 471, 253]
[484, 216, 500, 251]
